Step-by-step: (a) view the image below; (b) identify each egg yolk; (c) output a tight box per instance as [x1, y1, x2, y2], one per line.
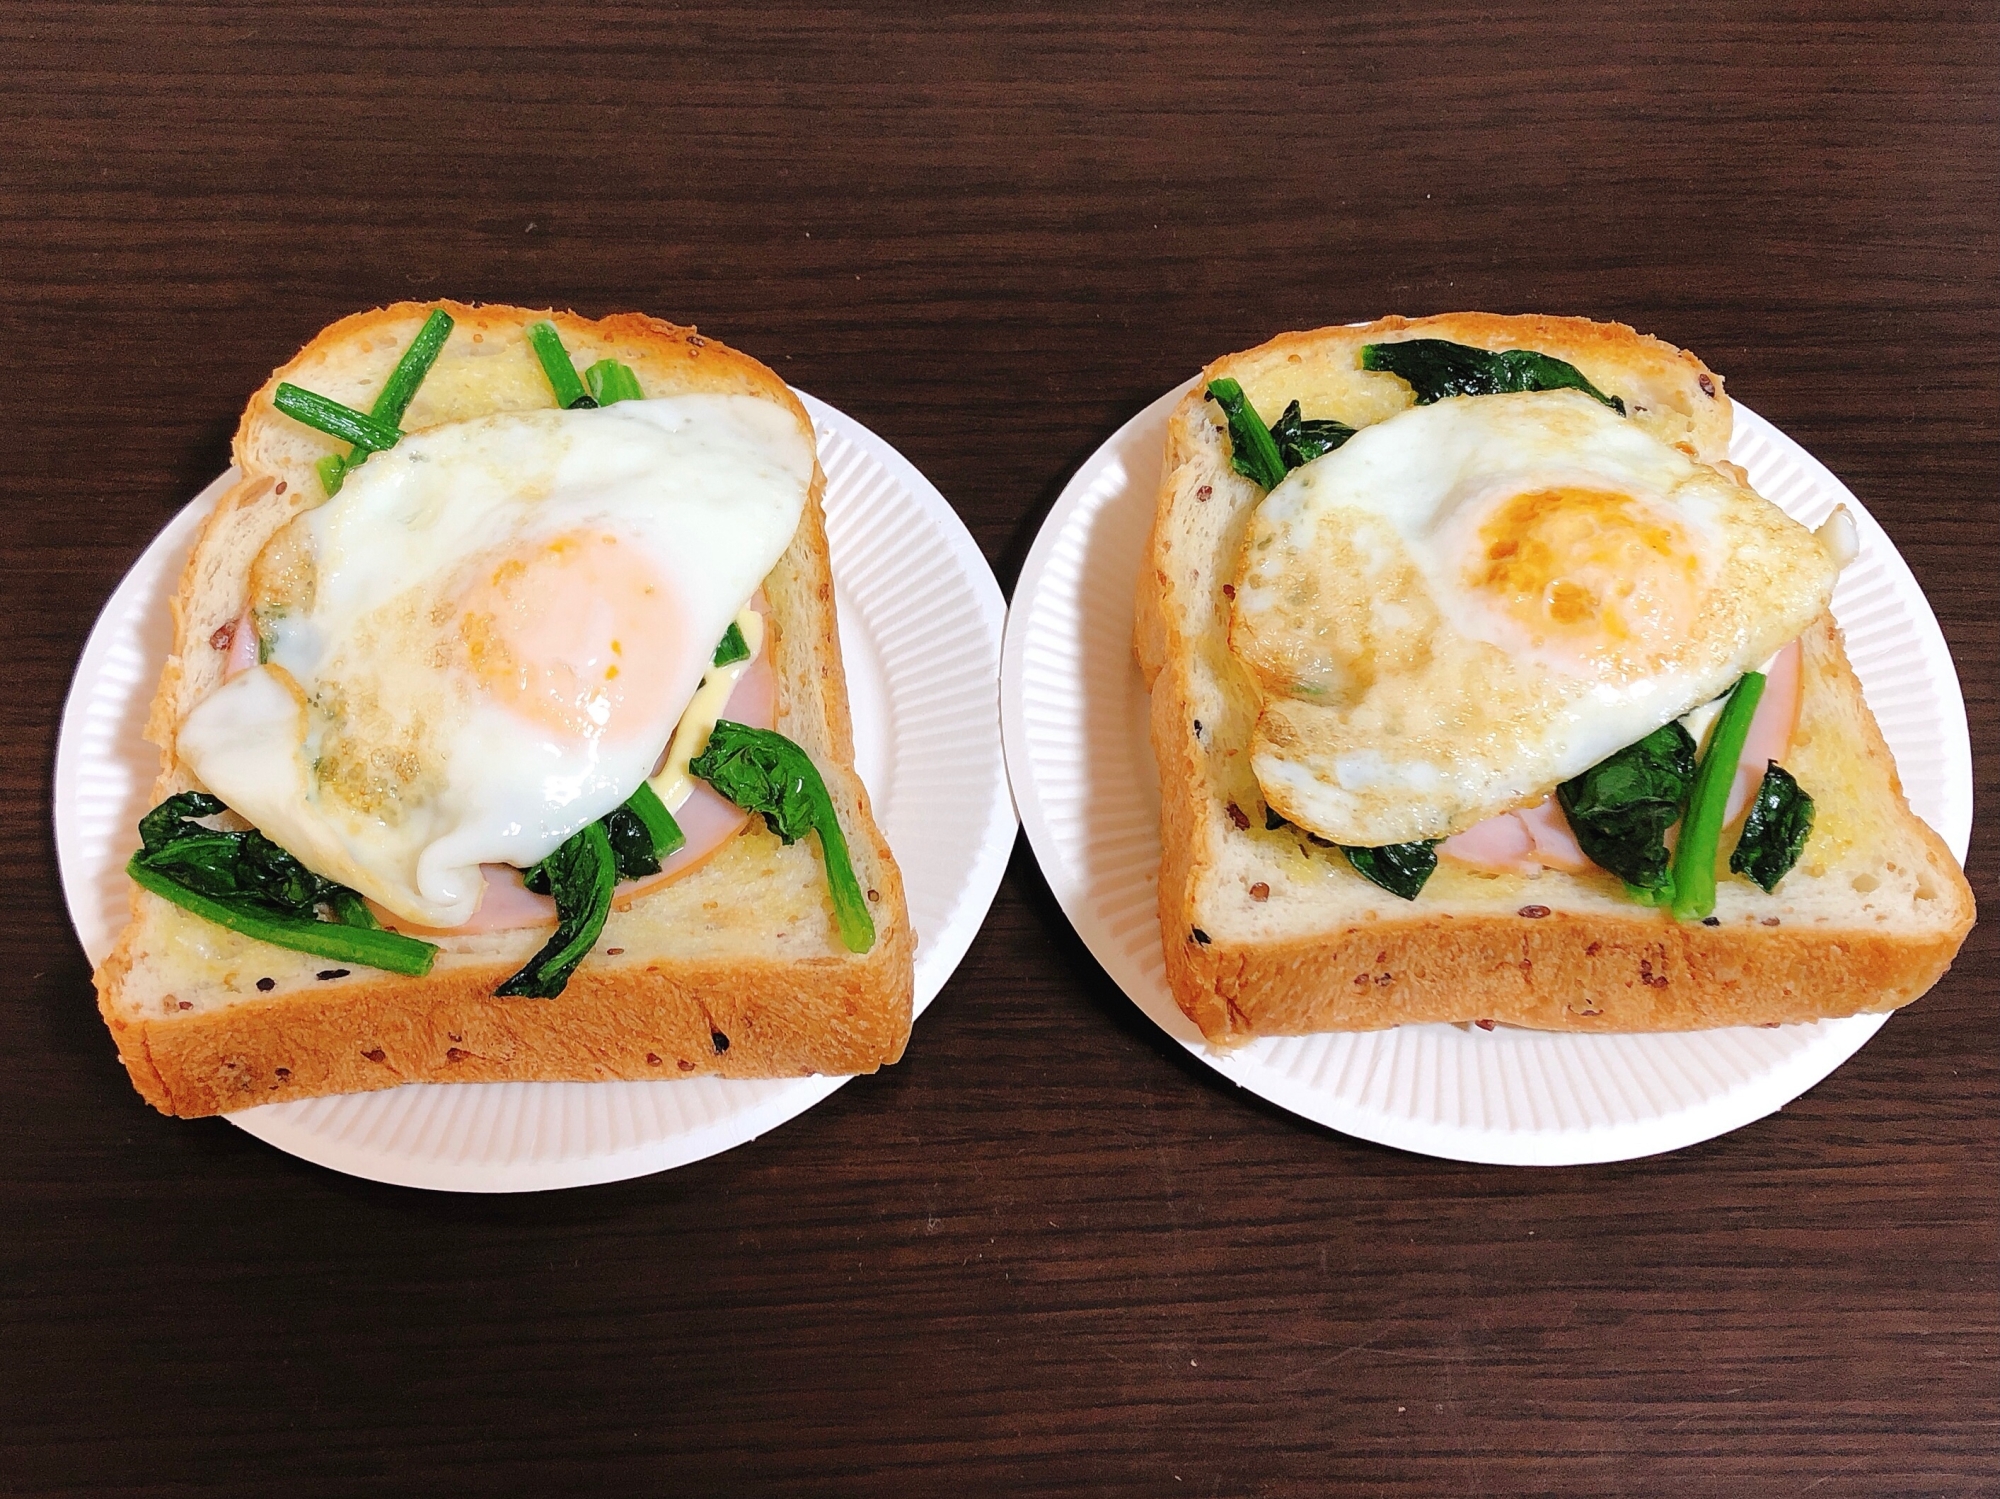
[1469, 486, 1702, 666]
[458, 531, 686, 742]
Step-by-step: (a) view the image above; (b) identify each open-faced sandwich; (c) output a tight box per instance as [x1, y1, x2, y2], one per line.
[1136, 313, 1974, 1045]
[96, 302, 914, 1115]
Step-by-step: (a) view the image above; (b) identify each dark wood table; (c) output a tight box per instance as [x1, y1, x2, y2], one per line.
[3, 5, 1993, 1493]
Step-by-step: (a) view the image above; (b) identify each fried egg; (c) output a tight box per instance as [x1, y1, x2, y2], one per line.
[1230, 389, 1844, 846]
[175, 394, 811, 926]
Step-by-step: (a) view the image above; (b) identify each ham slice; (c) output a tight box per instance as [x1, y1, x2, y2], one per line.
[1517, 794, 1593, 872]
[1439, 809, 1537, 874]
[1439, 795, 1590, 876]
[1725, 637, 1802, 827]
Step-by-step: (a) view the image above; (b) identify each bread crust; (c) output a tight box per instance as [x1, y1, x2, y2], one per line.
[95, 302, 914, 1115]
[98, 949, 911, 1119]
[1141, 315, 1974, 1046]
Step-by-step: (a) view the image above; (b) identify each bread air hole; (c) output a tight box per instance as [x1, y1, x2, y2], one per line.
[1851, 873, 1879, 894]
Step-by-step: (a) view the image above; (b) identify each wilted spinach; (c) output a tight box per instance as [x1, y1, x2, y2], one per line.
[1729, 762, 1815, 893]
[498, 822, 616, 998]
[1362, 339, 1626, 414]
[1555, 722, 1697, 900]
[690, 720, 875, 953]
[1206, 379, 1356, 491]
[127, 791, 436, 975]
[1340, 841, 1440, 902]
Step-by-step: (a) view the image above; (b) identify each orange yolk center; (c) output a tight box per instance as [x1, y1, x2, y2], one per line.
[457, 531, 685, 742]
[1470, 486, 1701, 662]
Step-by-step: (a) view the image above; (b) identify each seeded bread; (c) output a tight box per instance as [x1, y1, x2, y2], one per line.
[1136, 313, 1975, 1046]
[95, 302, 915, 1116]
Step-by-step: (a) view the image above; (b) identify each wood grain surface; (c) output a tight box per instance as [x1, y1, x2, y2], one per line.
[2, 4, 1993, 1494]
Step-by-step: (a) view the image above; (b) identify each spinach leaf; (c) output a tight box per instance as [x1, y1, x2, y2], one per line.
[1269, 400, 1356, 470]
[1340, 841, 1439, 901]
[139, 791, 341, 917]
[139, 791, 228, 853]
[1362, 339, 1626, 415]
[712, 621, 750, 668]
[133, 773, 690, 996]
[141, 828, 330, 915]
[1729, 761, 1814, 893]
[692, 724, 814, 844]
[1263, 803, 1436, 899]
[621, 779, 686, 864]
[1556, 722, 1697, 898]
[524, 784, 686, 896]
[325, 888, 379, 930]
[127, 861, 437, 976]
[129, 793, 437, 975]
[689, 720, 876, 953]
[601, 803, 665, 882]
[1205, 378, 1287, 490]
[497, 822, 616, 998]
[1206, 380, 1355, 491]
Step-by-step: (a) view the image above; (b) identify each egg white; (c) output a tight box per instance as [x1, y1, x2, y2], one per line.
[176, 395, 812, 927]
[1230, 390, 1842, 847]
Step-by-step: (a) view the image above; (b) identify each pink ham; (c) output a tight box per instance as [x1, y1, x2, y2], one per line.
[403, 863, 556, 936]
[714, 632, 777, 737]
[1439, 795, 1591, 876]
[1725, 637, 1802, 827]
[1517, 794, 1592, 871]
[1440, 809, 1538, 874]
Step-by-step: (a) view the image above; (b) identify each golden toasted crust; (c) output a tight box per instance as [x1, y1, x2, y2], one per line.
[95, 302, 914, 1115]
[1141, 315, 1974, 1045]
[1168, 915, 1970, 1041]
[98, 947, 909, 1119]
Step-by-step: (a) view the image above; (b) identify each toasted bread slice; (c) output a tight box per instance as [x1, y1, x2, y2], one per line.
[95, 302, 914, 1116]
[1137, 313, 1974, 1045]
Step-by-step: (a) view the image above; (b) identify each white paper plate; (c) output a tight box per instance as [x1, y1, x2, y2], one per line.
[57, 391, 1014, 1191]
[1002, 380, 1973, 1166]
